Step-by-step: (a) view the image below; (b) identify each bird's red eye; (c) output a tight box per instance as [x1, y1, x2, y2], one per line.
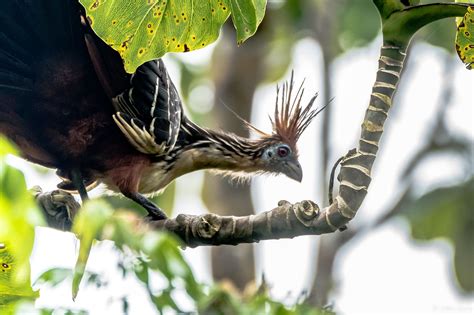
[277, 146, 289, 157]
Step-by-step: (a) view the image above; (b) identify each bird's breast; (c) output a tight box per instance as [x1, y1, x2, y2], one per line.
[136, 148, 202, 195]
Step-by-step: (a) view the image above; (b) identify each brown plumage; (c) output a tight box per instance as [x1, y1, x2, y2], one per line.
[0, 0, 324, 220]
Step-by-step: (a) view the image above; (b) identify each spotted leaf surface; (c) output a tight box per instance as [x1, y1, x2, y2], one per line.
[79, 0, 266, 73]
[456, 6, 474, 69]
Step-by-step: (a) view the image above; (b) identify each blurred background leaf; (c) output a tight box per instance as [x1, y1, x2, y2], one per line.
[400, 178, 474, 292]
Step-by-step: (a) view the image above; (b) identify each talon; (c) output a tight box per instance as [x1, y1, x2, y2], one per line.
[146, 213, 167, 221]
[146, 209, 167, 221]
[34, 188, 80, 230]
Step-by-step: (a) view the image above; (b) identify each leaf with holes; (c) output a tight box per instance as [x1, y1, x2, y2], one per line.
[79, 0, 267, 73]
[455, 5, 474, 69]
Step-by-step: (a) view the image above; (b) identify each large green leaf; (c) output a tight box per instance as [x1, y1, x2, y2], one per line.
[455, 5, 474, 69]
[401, 178, 474, 292]
[339, 1, 380, 51]
[79, 0, 267, 73]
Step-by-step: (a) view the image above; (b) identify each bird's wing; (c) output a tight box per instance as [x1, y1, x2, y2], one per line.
[112, 59, 183, 155]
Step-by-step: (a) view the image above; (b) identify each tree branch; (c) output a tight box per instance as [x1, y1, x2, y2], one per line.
[37, 2, 472, 249]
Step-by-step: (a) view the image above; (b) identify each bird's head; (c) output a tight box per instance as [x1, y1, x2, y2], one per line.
[247, 72, 324, 182]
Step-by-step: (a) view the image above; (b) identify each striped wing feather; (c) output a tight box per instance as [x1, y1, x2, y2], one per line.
[112, 60, 182, 155]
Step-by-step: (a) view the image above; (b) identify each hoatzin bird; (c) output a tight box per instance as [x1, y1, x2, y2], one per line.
[0, 0, 322, 220]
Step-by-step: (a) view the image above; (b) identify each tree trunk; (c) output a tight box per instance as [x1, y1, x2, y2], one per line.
[202, 22, 270, 290]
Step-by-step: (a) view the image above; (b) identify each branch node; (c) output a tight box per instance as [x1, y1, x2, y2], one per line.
[195, 214, 222, 239]
[278, 200, 291, 207]
[293, 200, 320, 227]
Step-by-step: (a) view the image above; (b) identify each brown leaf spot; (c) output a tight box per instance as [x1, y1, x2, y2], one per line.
[90, 0, 100, 10]
[184, 44, 190, 52]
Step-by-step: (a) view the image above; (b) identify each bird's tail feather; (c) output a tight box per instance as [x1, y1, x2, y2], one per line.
[0, 0, 85, 94]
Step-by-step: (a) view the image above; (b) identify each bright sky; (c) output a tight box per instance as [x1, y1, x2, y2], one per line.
[7, 35, 474, 314]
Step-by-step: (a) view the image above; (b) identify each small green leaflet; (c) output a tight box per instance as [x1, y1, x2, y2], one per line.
[72, 199, 113, 300]
[79, 0, 267, 73]
[0, 137, 43, 307]
[455, 5, 474, 69]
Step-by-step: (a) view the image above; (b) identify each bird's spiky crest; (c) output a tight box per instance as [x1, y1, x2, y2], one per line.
[231, 71, 323, 152]
[269, 71, 322, 152]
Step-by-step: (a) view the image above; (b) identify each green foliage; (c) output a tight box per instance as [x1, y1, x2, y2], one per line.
[70, 198, 331, 313]
[60, 160, 324, 312]
[400, 178, 474, 293]
[455, 5, 474, 69]
[71, 199, 114, 299]
[377, 1, 472, 47]
[79, 0, 267, 73]
[0, 137, 43, 313]
[338, 1, 380, 50]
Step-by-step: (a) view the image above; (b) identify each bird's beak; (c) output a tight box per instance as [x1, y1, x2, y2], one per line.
[284, 160, 303, 182]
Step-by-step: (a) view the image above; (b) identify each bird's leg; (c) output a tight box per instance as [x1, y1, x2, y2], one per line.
[122, 191, 168, 221]
[31, 186, 80, 231]
[70, 168, 89, 202]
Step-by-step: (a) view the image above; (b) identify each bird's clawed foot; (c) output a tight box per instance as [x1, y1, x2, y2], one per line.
[123, 191, 168, 221]
[31, 186, 80, 230]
